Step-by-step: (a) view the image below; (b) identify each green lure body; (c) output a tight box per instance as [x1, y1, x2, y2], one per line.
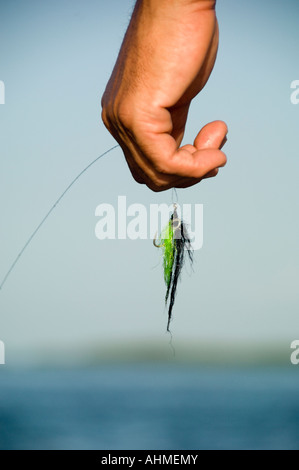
[154, 207, 193, 331]
[161, 220, 175, 294]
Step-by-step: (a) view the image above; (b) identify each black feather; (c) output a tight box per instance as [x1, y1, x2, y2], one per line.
[166, 208, 193, 331]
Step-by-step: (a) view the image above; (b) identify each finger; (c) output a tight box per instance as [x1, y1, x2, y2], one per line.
[174, 168, 218, 189]
[177, 122, 227, 182]
[203, 168, 219, 178]
[133, 130, 227, 180]
[194, 120, 228, 150]
[117, 122, 227, 190]
[165, 145, 227, 179]
[170, 143, 219, 188]
[127, 143, 220, 190]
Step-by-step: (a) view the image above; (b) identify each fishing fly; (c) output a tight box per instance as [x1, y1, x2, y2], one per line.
[154, 203, 194, 332]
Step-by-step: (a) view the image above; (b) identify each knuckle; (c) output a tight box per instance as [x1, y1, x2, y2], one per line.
[153, 175, 166, 187]
[101, 100, 115, 133]
[101, 98, 137, 136]
[101, 107, 111, 130]
[117, 102, 134, 129]
[147, 183, 164, 193]
[148, 175, 170, 192]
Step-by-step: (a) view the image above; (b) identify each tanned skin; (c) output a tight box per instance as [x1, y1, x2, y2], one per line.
[102, 0, 227, 192]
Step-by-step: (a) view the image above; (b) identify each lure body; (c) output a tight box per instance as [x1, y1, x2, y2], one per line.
[154, 205, 193, 331]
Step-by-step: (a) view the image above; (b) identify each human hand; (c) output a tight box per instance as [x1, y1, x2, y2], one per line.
[101, 0, 227, 192]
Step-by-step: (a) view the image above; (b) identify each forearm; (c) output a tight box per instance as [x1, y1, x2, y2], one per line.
[103, 0, 218, 112]
[101, 0, 226, 192]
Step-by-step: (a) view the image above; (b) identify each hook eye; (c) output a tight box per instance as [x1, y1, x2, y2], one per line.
[172, 218, 181, 230]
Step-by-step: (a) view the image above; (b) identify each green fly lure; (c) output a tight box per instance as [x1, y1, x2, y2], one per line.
[154, 204, 194, 331]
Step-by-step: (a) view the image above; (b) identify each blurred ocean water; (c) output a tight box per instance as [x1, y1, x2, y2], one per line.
[0, 365, 299, 450]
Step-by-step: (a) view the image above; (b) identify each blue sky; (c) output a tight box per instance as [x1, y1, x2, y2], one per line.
[0, 0, 299, 361]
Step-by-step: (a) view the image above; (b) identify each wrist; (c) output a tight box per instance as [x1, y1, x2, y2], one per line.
[134, 0, 216, 11]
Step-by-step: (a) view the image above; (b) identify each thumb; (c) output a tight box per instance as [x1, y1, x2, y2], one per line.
[194, 120, 228, 150]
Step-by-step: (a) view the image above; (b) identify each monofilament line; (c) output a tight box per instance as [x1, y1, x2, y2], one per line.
[0, 145, 119, 291]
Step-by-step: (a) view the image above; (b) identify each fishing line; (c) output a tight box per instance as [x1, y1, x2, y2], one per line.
[0, 144, 119, 291]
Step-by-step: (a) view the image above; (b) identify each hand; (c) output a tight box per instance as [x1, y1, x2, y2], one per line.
[101, 0, 227, 192]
